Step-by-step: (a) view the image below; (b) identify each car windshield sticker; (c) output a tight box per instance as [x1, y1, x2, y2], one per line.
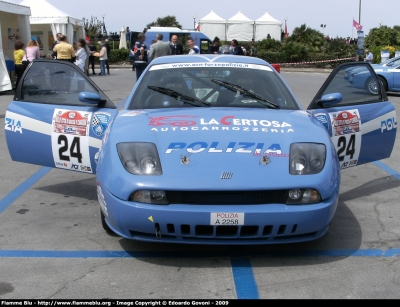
[51, 109, 93, 173]
[329, 109, 362, 169]
[92, 112, 111, 136]
[149, 63, 273, 71]
[149, 115, 294, 134]
[121, 110, 146, 117]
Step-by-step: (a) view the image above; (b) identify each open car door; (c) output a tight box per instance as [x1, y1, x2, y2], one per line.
[308, 62, 397, 169]
[5, 60, 117, 174]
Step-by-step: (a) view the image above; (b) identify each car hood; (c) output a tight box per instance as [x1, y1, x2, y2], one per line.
[101, 108, 337, 198]
[112, 107, 327, 151]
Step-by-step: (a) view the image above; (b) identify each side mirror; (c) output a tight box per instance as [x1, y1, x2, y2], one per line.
[78, 92, 102, 104]
[316, 93, 343, 107]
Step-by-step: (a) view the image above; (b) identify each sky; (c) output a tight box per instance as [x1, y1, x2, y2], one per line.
[8, 0, 399, 39]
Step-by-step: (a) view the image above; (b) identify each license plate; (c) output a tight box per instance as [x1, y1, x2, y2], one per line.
[210, 213, 244, 225]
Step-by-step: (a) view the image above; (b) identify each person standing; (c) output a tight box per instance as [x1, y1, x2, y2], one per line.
[84, 38, 91, 76]
[242, 45, 247, 56]
[53, 35, 76, 92]
[101, 37, 111, 75]
[96, 43, 108, 76]
[13, 41, 25, 88]
[187, 38, 200, 55]
[88, 39, 97, 75]
[132, 33, 148, 80]
[364, 50, 373, 63]
[149, 34, 172, 61]
[207, 37, 221, 54]
[74, 39, 88, 92]
[250, 45, 258, 57]
[53, 35, 75, 62]
[22, 40, 40, 69]
[52, 33, 63, 59]
[170, 35, 184, 55]
[231, 39, 244, 56]
[74, 39, 88, 72]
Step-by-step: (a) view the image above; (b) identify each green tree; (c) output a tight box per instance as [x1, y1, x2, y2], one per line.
[256, 38, 282, 52]
[365, 26, 400, 48]
[282, 42, 309, 62]
[147, 15, 182, 29]
[393, 25, 400, 32]
[286, 24, 326, 52]
[83, 16, 103, 39]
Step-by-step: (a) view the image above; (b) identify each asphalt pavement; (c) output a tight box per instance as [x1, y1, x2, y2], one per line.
[0, 69, 399, 299]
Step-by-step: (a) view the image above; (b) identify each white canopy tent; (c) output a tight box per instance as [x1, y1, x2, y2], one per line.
[199, 11, 226, 41]
[255, 12, 282, 41]
[0, 0, 31, 91]
[227, 11, 254, 41]
[20, 0, 85, 52]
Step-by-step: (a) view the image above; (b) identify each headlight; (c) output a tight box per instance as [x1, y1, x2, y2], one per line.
[117, 142, 162, 175]
[130, 190, 168, 205]
[289, 143, 326, 175]
[286, 189, 321, 205]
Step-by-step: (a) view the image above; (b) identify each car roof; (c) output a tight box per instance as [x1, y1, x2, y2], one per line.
[149, 54, 271, 66]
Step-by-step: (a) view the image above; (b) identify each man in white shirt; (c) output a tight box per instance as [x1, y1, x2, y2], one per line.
[365, 50, 373, 63]
[187, 38, 200, 55]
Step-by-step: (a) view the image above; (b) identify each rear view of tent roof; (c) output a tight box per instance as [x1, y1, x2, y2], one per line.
[200, 10, 225, 23]
[256, 12, 282, 25]
[0, 0, 31, 15]
[20, 0, 69, 18]
[19, 0, 83, 25]
[228, 11, 253, 23]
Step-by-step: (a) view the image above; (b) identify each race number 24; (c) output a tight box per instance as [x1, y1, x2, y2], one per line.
[337, 134, 355, 162]
[58, 135, 83, 163]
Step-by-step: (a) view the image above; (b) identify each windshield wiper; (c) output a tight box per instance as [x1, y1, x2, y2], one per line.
[148, 86, 211, 107]
[211, 79, 280, 109]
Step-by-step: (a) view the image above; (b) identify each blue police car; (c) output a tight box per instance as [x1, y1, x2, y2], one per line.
[5, 56, 397, 244]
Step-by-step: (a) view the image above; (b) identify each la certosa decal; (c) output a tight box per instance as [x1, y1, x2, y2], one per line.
[166, 142, 289, 157]
[149, 115, 294, 133]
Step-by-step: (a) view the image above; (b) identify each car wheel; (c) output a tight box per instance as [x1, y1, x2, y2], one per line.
[100, 209, 117, 235]
[365, 77, 379, 95]
[378, 76, 388, 92]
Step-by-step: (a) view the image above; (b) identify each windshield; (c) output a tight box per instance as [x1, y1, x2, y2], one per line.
[382, 56, 400, 66]
[128, 63, 299, 110]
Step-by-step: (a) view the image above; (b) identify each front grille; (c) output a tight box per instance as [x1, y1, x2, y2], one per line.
[166, 190, 288, 205]
[128, 223, 317, 241]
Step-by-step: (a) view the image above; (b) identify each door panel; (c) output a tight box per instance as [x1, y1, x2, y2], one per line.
[5, 60, 117, 174]
[393, 65, 400, 90]
[308, 62, 397, 169]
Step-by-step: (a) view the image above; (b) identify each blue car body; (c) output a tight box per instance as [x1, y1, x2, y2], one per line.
[346, 56, 400, 93]
[372, 56, 400, 92]
[4, 56, 397, 244]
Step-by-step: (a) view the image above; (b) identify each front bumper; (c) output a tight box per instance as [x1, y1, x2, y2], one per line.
[100, 186, 339, 245]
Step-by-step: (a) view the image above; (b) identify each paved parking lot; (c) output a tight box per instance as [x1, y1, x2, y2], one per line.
[0, 69, 399, 299]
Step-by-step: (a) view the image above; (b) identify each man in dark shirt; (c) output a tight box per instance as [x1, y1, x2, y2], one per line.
[132, 33, 148, 80]
[231, 39, 244, 56]
[207, 36, 221, 54]
[88, 39, 97, 75]
[170, 35, 184, 55]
